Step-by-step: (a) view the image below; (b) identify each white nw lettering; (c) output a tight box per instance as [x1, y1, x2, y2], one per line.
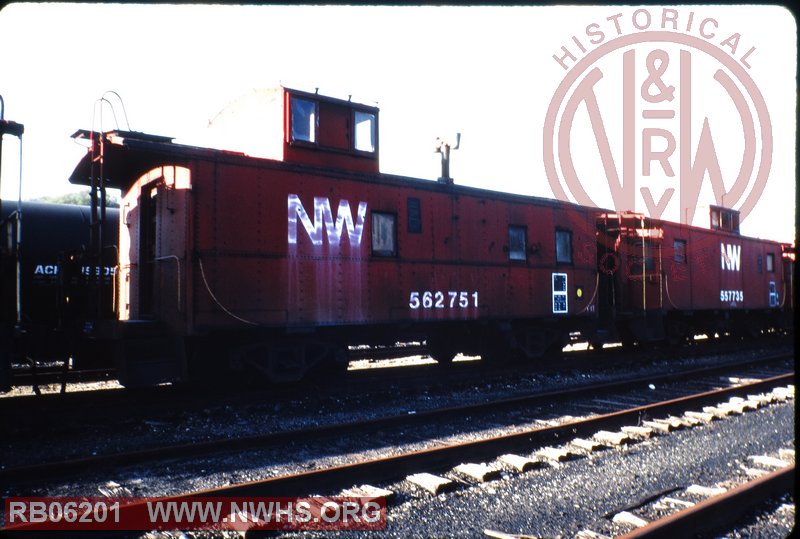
[287, 194, 367, 247]
[720, 243, 741, 271]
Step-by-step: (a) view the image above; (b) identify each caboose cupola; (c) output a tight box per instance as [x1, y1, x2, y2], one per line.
[283, 87, 379, 174]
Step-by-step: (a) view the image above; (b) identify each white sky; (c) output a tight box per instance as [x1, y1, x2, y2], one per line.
[0, 3, 796, 243]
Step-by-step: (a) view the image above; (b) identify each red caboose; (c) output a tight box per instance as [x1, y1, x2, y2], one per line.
[69, 87, 600, 385]
[596, 208, 791, 343]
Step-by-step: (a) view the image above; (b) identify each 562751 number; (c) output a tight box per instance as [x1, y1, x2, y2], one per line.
[409, 290, 478, 310]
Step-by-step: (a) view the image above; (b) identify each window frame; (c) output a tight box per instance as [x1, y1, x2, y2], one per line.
[555, 228, 573, 265]
[371, 211, 397, 257]
[766, 253, 775, 273]
[289, 95, 318, 145]
[673, 239, 687, 264]
[508, 225, 527, 262]
[629, 240, 656, 276]
[710, 208, 720, 229]
[353, 109, 377, 154]
[407, 197, 422, 234]
[720, 211, 731, 231]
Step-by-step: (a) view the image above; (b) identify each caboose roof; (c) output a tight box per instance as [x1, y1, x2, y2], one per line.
[69, 86, 381, 190]
[68, 129, 198, 191]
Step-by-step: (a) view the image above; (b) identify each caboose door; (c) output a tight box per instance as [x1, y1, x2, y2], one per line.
[138, 181, 158, 318]
[596, 234, 617, 328]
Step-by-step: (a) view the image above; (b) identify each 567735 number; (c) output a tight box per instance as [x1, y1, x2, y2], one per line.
[409, 291, 478, 310]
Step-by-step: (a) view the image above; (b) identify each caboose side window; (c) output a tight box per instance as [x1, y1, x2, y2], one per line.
[555, 229, 573, 264]
[720, 211, 731, 230]
[372, 212, 396, 257]
[674, 239, 687, 263]
[630, 241, 655, 275]
[290, 97, 317, 143]
[766, 253, 775, 272]
[758, 255, 763, 273]
[711, 208, 720, 229]
[407, 197, 422, 233]
[354, 110, 376, 153]
[508, 226, 527, 261]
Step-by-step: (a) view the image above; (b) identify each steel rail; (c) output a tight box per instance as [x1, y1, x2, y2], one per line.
[1, 373, 793, 536]
[184, 373, 794, 498]
[9, 367, 116, 387]
[1, 353, 791, 485]
[617, 464, 795, 539]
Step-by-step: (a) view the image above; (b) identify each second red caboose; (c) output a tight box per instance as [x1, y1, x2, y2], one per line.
[596, 208, 792, 344]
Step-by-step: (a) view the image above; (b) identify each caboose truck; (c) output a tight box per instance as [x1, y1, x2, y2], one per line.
[67, 87, 603, 386]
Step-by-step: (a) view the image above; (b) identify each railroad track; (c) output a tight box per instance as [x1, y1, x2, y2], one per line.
[1, 365, 793, 536]
[1, 351, 792, 487]
[9, 365, 116, 391]
[155, 373, 797, 495]
[486, 460, 795, 539]
[610, 464, 795, 539]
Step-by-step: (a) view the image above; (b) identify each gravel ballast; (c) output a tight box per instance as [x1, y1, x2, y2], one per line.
[280, 399, 794, 538]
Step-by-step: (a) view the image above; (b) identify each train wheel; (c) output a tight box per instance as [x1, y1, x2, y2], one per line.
[309, 345, 350, 379]
[665, 319, 690, 347]
[185, 340, 235, 387]
[427, 336, 457, 364]
[479, 332, 517, 364]
[589, 340, 606, 352]
[261, 344, 308, 383]
[543, 337, 566, 360]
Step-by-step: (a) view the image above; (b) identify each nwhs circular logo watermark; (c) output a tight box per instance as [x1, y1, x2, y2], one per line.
[544, 7, 772, 228]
